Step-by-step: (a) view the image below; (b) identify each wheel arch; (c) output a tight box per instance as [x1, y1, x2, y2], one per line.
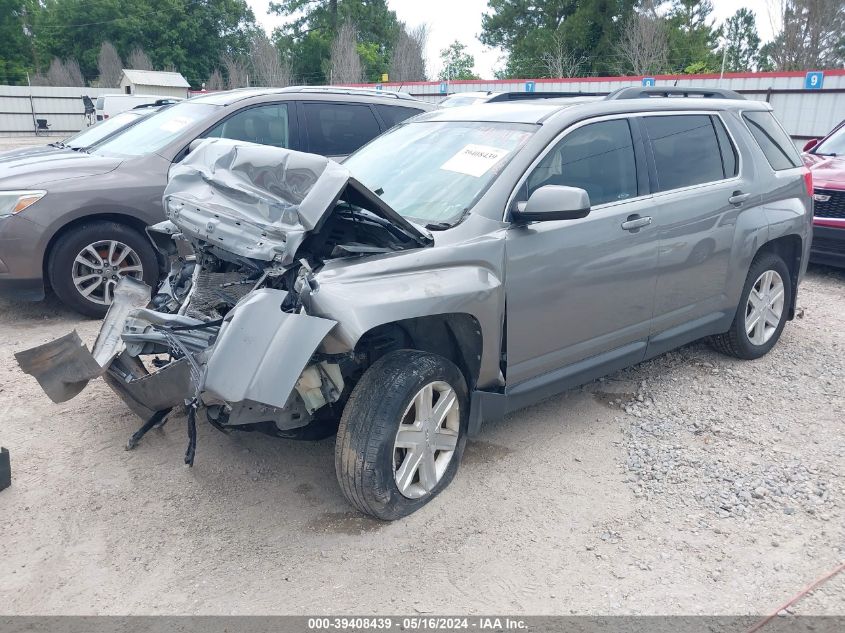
[42, 212, 159, 286]
[754, 233, 802, 320]
[354, 313, 484, 392]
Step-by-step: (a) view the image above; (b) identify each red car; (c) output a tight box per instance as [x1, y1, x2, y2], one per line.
[803, 120, 845, 266]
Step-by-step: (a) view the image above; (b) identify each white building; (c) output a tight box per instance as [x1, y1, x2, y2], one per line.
[119, 69, 190, 99]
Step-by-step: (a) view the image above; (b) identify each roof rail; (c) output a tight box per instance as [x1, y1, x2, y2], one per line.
[605, 86, 746, 101]
[296, 86, 416, 100]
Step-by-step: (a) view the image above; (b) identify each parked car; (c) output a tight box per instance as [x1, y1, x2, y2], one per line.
[0, 87, 433, 316]
[94, 94, 181, 121]
[17, 87, 812, 520]
[0, 108, 161, 162]
[802, 119, 845, 266]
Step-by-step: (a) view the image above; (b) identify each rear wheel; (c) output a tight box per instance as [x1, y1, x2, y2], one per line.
[335, 350, 468, 520]
[48, 221, 159, 318]
[711, 252, 792, 360]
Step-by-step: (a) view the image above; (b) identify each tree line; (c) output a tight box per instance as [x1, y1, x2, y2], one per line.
[0, 0, 842, 89]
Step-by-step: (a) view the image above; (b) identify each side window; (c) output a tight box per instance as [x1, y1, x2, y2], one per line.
[526, 119, 638, 207]
[205, 103, 290, 148]
[712, 116, 738, 178]
[644, 115, 725, 191]
[303, 102, 381, 156]
[742, 111, 801, 171]
[376, 104, 423, 129]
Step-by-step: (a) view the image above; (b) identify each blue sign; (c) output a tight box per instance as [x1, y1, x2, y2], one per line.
[525, 81, 536, 93]
[805, 71, 824, 90]
[439, 82, 448, 94]
[375, 84, 383, 91]
[642, 77, 656, 87]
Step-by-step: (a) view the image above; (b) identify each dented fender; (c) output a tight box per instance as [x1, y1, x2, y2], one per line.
[203, 288, 336, 409]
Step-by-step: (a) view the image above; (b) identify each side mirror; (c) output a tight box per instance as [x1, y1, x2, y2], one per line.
[511, 185, 591, 223]
[803, 138, 820, 152]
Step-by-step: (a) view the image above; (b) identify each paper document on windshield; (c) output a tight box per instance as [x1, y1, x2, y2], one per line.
[440, 144, 509, 178]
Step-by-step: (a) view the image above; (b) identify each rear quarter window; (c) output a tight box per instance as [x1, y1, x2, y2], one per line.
[376, 104, 424, 129]
[742, 111, 801, 171]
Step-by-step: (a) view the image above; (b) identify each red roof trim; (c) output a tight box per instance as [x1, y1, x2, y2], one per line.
[343, 69, 845, 89]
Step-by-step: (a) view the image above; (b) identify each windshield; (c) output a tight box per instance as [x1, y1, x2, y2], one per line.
[344, 120, 536, 225]
[63, 111, 145, 149]
[92, 102, 220, 157]
[815, 124, 845, 156]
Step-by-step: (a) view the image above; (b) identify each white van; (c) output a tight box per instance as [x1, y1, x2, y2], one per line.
[95, 94, 182, 121]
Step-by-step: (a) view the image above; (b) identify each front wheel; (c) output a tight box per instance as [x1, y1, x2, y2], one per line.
[711, 252, 792, 360]
[335, 350, 468, 520]
[48, 221, 160, 318]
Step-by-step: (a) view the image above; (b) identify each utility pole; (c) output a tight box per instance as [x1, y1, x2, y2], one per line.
[26, 72, 37, 134]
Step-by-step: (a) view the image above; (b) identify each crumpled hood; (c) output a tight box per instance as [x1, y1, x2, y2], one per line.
[803, 152, 845, 189]
[0, 149, 122, 188]
[163, 138, 431, 264]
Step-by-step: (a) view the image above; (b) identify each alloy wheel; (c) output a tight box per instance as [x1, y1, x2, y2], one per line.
[745, 269, 785, 346]
[392, 381, 461, 499]
[71, 240, 144, 306]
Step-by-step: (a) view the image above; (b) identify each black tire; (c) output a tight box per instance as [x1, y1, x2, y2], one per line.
[711, 251, 792, 360]
[48, 221, 159, 318]
[335, 350, 468, 521]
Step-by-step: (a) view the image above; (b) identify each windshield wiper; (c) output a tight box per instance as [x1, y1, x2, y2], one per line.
[425, 222, 452, 231]
[815, 151, 838, 157]
[48, 141, 65, 148]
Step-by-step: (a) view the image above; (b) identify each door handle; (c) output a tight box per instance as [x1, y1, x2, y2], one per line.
[621, 214, 652, 231]
[729, 191, 752, 205]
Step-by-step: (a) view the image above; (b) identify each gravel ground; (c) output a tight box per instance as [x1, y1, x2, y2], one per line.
[1, 267, 842, 616]
[0, 138, 843, 616]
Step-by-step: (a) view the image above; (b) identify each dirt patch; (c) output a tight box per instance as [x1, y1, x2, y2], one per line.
[0, 266, 843, 615]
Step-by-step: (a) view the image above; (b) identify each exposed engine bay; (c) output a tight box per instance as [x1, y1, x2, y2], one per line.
[16, 139, 432, 462]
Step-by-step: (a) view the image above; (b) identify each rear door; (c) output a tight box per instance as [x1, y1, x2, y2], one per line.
[504, 116, 659, 386]
[299, 101, 383, 160]
[642, 113, 748, 338]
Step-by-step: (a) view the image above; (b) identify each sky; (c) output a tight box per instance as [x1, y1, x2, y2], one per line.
[247, 0, 780, 81]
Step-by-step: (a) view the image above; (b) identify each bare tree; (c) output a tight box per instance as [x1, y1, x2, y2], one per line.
[541, 30, 587, 78]
[38, 57, 86, 86]
[63, 58, 85, 86]
[765, 0, 845, 69]
[389, 23, 428, 82]
[127, 47, 154, 71]
[97, 41, 123, 87]
[222, 54, 250, 88]
[206, 69, 226, 90]
[615, 0, 669, 75]
[250, 35, 293, 87]
[330, 19, 363, 84]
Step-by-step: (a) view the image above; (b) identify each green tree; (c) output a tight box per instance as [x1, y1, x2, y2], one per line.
[719, 9, 760, 72]
[665, 0, 721, 73]
[438, 41, 478, 80]
[481, 0, 635, 78]
[0, 0, 39, 84]
[270, 0, 399, 83]
[29, 0, 258, 87]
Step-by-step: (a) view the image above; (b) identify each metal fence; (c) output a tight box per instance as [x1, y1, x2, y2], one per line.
[360, 70, 845, 143]
[0, 85, 120, 136]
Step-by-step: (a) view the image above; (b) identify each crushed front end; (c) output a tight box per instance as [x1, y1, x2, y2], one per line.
[16, 140, 432, 461]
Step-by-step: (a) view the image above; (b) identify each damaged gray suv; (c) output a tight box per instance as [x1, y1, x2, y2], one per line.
[17, 87, 813, 520]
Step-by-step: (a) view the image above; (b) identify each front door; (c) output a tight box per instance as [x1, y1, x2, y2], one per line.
[504, 117, 659, 386]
